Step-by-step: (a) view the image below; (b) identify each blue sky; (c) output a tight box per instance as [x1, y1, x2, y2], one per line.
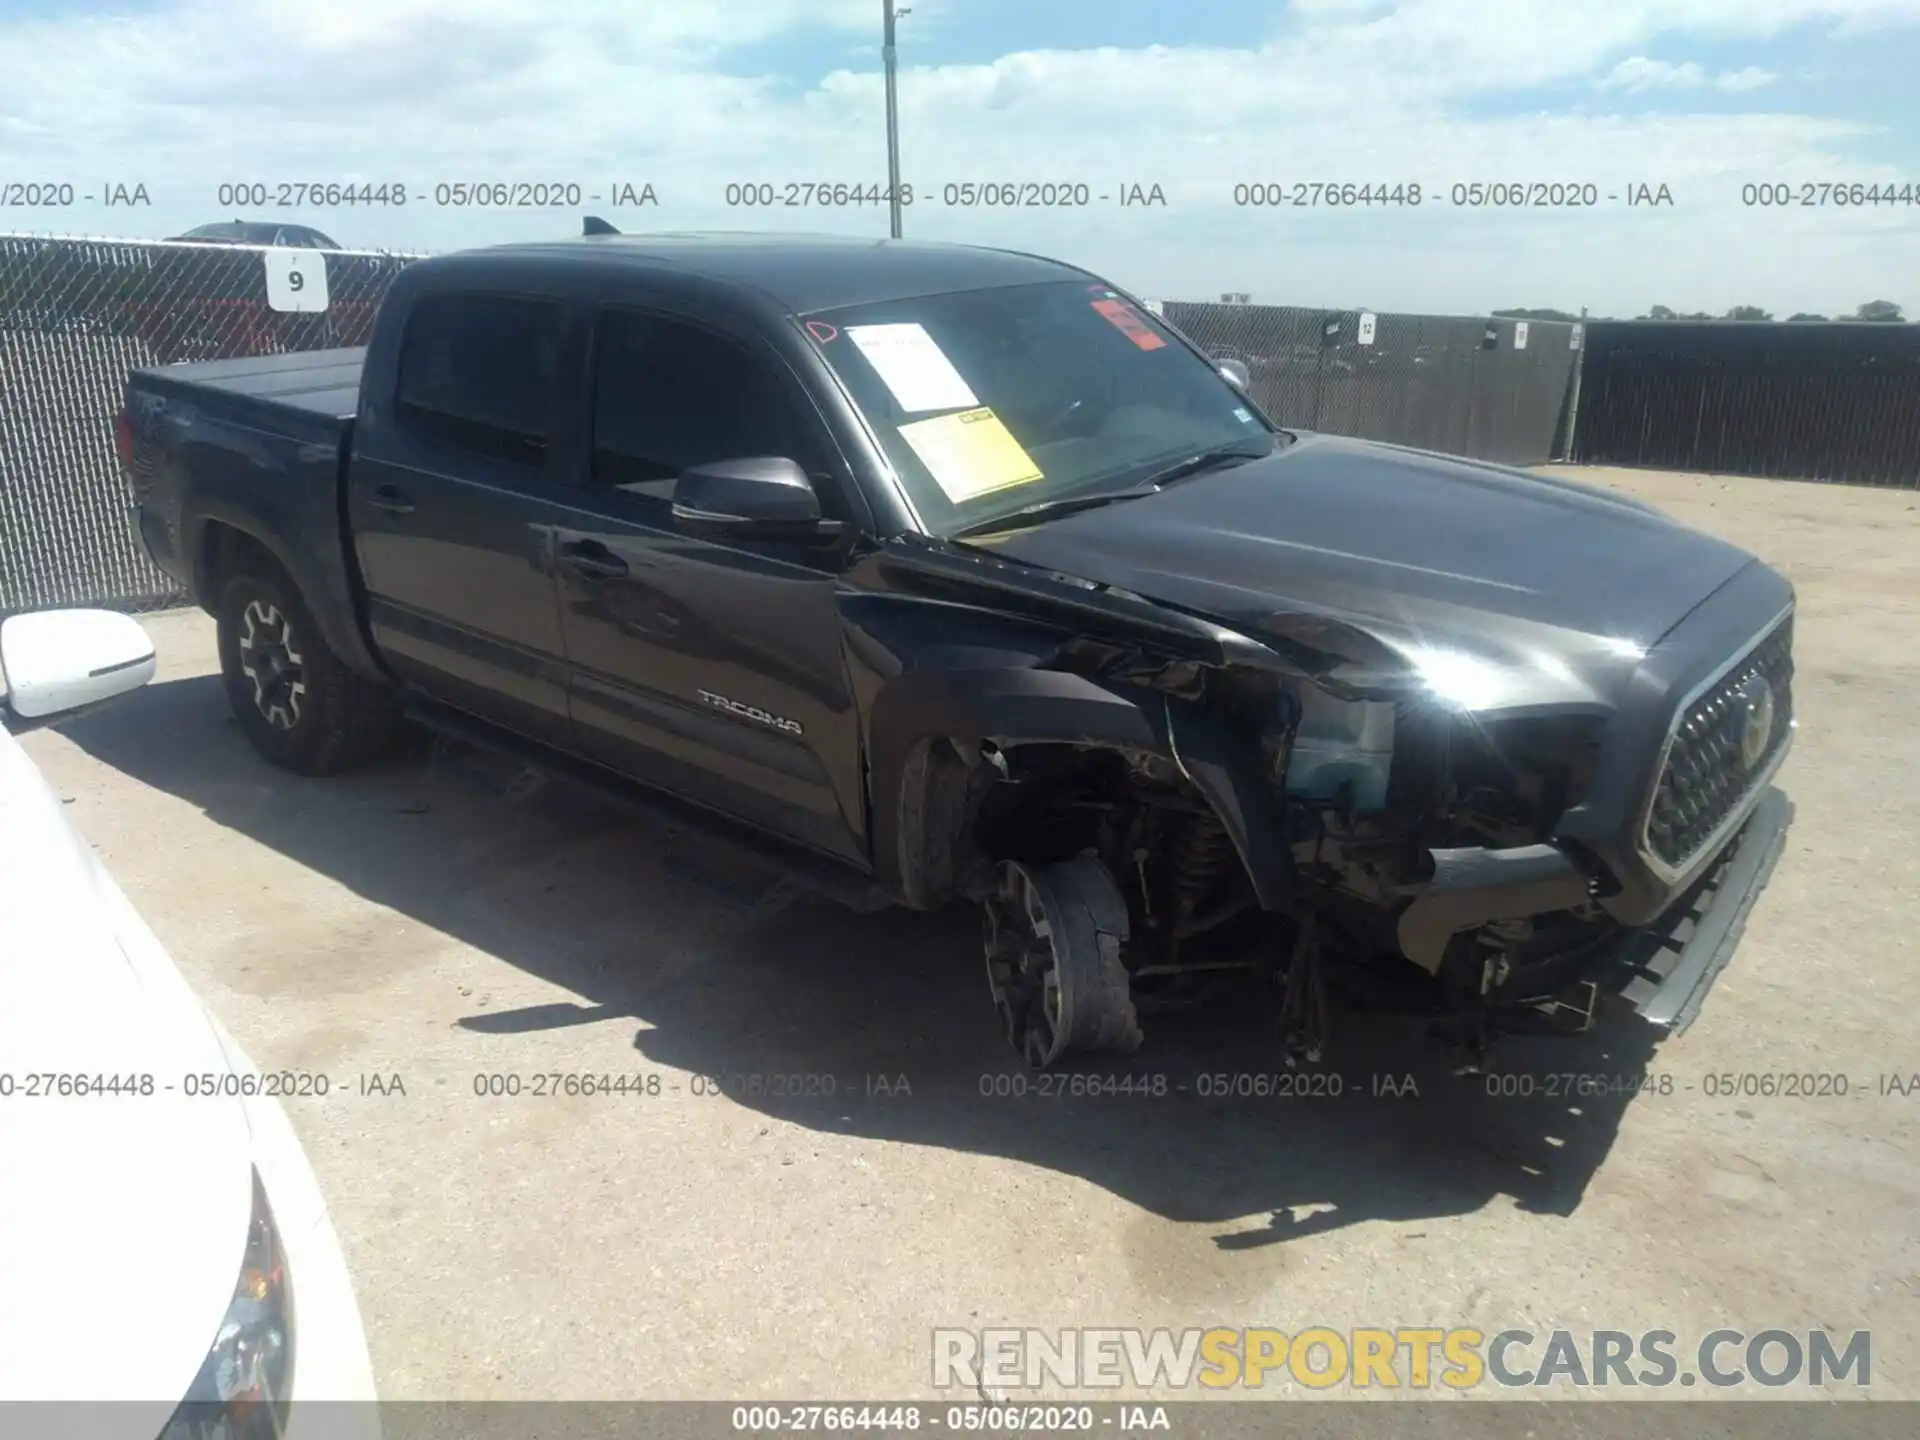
[2, 0, 1917, 317]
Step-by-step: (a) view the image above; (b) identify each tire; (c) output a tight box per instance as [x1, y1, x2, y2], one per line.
[982, 854, 1143, 1067]
[215, 563, 402, 776]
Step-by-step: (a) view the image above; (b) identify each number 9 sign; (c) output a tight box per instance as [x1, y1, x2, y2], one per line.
[263, 249, 330, 312]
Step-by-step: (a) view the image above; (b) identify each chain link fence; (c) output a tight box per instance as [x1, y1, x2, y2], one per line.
[1, 234, 426, 614]
[4, 237, 1592, 615]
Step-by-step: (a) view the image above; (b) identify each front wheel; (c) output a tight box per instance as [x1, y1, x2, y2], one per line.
[982, 855, 1143, 1067]
[216, 565, 402, 775]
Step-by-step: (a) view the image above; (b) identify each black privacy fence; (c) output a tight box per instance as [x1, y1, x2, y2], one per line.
[1568, 321, 1920, 488]
[2, 232, 1915, 613]
[1163, 302, 1581, 467]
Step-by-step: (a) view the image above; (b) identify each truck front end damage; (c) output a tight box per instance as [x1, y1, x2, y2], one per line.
[880, 558, 1796, 1069]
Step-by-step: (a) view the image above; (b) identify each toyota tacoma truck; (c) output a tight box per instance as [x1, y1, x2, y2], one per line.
[117, 224, 1796, 1068]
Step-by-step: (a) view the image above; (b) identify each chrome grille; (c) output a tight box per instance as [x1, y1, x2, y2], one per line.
[1643, 614, 1794, 871]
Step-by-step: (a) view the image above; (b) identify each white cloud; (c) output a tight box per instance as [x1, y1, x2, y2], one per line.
[1599, 57, 1712, 90]
[0, 0, 1914, 317]
[1715, 65, 1783, 89]
[1599, 56, 1781, 91]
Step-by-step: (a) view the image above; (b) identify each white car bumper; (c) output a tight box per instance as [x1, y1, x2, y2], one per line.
[217, 1013, 382, 1440]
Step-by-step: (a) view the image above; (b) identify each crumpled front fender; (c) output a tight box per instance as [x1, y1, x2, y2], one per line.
[867, 666, 1295, 912]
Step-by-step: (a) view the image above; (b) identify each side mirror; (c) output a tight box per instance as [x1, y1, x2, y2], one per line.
[671, 457, 832, 541]
[1217, 358, 1251, 390]
[0, 608, 156, 732]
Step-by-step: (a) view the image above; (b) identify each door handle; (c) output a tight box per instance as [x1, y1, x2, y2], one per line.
[557, 539, 629, 580]
[369, 484, 415, 516]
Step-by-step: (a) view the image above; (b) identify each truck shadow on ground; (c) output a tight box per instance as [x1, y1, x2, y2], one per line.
[63, 673, 1665, 1248]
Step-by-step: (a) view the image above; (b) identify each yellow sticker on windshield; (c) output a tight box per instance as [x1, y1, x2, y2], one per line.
[898, 407, 1043, 503]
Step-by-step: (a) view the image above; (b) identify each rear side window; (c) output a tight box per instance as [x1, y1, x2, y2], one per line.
[396, 293, 563, 468]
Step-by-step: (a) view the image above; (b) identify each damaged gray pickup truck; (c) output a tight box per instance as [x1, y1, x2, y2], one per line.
[119, 226, 1796, 1069]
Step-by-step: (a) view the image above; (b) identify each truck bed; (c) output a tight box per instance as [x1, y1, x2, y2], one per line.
[131, 347, 366, 449]
[124, 348, 371, 667]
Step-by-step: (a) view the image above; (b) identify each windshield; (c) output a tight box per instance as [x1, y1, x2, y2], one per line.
[802, 279, 1280, 536]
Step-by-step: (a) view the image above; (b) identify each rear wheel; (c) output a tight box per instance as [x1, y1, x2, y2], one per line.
[215, 564, 402, 775]
[982, 854, 1143, 1067]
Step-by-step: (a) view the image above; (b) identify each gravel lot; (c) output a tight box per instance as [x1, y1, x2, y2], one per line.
[21, 465, 1920, 1406]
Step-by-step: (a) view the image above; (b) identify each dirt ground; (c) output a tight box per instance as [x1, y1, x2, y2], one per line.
[21, 465, 1920, 1407]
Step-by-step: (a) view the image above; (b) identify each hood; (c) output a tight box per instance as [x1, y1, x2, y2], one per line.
[0, 726, 253, 1407]
[981, 433, 1759, 711]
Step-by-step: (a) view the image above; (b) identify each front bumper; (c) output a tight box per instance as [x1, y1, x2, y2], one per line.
[1394, 784, 1793, 1037]
[1603, 785, 1793, 1035]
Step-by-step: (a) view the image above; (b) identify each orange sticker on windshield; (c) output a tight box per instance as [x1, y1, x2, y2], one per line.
[1092, 298, 1166, 350]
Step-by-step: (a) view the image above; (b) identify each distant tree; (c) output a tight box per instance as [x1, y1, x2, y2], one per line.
[1634, 305, 1722, 321]
[1786, 312, 1828, 322]
[1724, 305, 1774, 321]
[1493, 307, 1581, 322]
[1853, 299, 1905, 322]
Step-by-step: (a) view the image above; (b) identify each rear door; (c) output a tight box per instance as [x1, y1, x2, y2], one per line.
[346, 289, 582, 748]
[552, 303, 869, 865]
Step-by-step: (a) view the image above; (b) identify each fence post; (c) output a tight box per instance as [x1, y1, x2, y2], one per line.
[1562, 306, 1588, 461]
[1313, 312, 1336, 429]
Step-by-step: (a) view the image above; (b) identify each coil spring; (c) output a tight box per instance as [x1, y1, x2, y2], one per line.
[1171, 811, 1232, 917]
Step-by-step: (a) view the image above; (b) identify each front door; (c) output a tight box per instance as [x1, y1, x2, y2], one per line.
[553, 305, 868, 865]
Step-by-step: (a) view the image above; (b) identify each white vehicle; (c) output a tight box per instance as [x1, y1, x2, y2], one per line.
[0, 608, 377, 1440]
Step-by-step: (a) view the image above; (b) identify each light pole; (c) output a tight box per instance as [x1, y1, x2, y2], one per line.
[883, 1, 910, 239]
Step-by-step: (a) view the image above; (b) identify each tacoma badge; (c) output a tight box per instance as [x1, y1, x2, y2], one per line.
[697, 689, 804, 736]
